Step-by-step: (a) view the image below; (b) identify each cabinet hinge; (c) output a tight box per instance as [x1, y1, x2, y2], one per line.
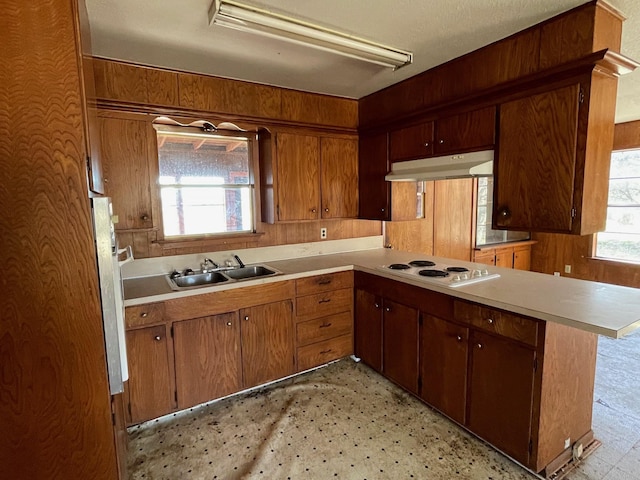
[570, 207, 577, 219]
[579, 88, 585, 104]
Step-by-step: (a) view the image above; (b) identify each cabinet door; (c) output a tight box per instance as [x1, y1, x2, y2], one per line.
[99, 114, 154, 230]
[421, 315, 468, 424]
[433, 179, 473, 261]
[126, 325, 173, 424]
[383, 299, 419, 393]
[276, 133, 320, 221]
[495, 247, 514, 268]
[320, 137, 358, 218]
[495, 84, 580, 232]
[513, 246, 531, 270]
[473, 251, 496, 266]
[468, 330, 536, 465]
[241, 300, 294, 388]
[173, 312, 242, 409]
[354, 289, 383, 372]
[358, 132, 390, 220]
[434, 107, 496, 155]
[389, 121, 434, 162]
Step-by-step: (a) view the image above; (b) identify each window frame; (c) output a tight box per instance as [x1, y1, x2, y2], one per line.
[152, 122, 262, 244]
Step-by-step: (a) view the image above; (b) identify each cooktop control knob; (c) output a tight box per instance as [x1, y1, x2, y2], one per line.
[460, 273, 469, 280]
[452, 275, 461, 282]
[481, 269, 489, 276]
[472, 269, 481, 277]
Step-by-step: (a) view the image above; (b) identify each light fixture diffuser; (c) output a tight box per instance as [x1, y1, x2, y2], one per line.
[208, 0, 413, 69]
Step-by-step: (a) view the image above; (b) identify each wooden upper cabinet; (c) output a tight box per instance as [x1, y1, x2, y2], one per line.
[126, 325, 174, 424]
[358, 132, 390, 221]
[320, 137, 358, 218]
[275, 133, 321, 221]
[173, 313, 242, 410]
[389, 121, 434, 162]
[495, 83, 582, 233]
[99, 112, 154, 230]
[240, 300, 294, 388]
[434, 107, 496, 155]
[281, 90, 358, 129]
[433, 179, 473, 261]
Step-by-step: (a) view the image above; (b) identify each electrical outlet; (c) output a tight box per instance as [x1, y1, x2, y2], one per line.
[564, 437, 571, 449]
[320, 227, 327, 239]
[564, 264, 572, 274]
[554, 272, 561, 277]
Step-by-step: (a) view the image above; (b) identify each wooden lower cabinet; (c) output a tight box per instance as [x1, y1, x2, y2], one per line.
[241, 300, 295, 388]
[383, 299, 419, 394]
[354, 289, 383, 371]
[467, 330, 536, 464]
[473, 242, 534, 270]
[420, 315, 468, 425]
[173, 312, 242, 410]
[125, 324, 174, 424]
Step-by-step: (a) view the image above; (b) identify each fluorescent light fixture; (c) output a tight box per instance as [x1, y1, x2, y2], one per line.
[208, 0, 413, 69]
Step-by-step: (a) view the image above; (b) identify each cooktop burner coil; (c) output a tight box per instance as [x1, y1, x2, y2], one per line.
[409, 260, 436, 267]
[446, 266, 469, 273]
[388, 263, 411, 270]
[418, 269, 449, 277]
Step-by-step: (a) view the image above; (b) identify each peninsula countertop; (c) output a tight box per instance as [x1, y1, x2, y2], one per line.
[123, 248, 640, 339]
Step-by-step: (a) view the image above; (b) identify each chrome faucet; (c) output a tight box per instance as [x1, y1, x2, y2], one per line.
[233, 254, 245, 268]
[201, 258, 218, 272]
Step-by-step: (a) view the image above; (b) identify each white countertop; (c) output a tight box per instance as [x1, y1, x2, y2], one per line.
[123, 248, 640, 339]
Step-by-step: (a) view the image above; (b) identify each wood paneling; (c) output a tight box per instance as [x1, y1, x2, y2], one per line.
[173, 312, 242, 409]
[496, 84, 580, 233]
[383, 299, 419, 393]
[146, 68, 179, 106]
[126, 325, 174, 424]
[320, 137, 358, 218]
[94, 58, 148, 103]
[281, 89, 358, 129]
[276, 133, 321, 221]
[433, 179, 473, 261]
[0, 0, 118, 477]
[240, 300, 294, 388]
[613, 120, 640, 150]
[386, 182, 435, 253]
[297, 334, 353, 371]
[354, 289, 383, 371]
[421, 315, 468, 425]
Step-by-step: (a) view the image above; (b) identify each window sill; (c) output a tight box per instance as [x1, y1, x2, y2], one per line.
[154, 232, 265, 250]
[586, 256, 640, 268]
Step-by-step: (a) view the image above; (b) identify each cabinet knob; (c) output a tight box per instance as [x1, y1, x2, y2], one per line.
[318, 279, 332, 286]
[244, 316, 249, 321]
[318, 298, 331, 304]
[381, 208, 385, 212]
[374, 303, 380, 308]
[477, 343, 483, 349]
[319, 322, 332, 328]
[311, 208, 317, 213]
[320, 349, 333, 354]
[497, 207, 512, 221]
[456, 335, 463, 342]
[141, 214, 149, 221]
[385, 307, 391, 312]
[424, 142, 430, 147]
[487, 318, 494, 324]
[324, 208, 329, 212]
[438, 139, 444, 144]
[226, 322, 232, 326]
[140, 312, 148, 318]
[154, 335, 161, 341]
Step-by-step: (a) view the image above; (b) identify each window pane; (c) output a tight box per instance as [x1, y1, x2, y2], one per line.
[610, 150, 640, 178]
[604, 206, 640, 234]
[607, 178, 640, 206]
[156, 129, 254, 237]
[597, 232, 640, 262]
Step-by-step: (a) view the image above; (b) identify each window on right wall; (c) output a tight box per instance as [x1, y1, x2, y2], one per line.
[595, 149, 640, 262]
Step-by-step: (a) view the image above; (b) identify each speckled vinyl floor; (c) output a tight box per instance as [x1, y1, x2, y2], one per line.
[128, 360, 537, 480]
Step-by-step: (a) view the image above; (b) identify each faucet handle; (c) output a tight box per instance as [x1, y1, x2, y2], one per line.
[233, 254, 245, 268]
[201, 258, 219, 272]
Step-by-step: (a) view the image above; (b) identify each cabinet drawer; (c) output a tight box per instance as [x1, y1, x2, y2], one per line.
[295, 271, 353, 296]
[454, 301, 538, 346]
[297, 334, 353, 371]
[296, 311, 353, 347]
[125, 303, 165, 328]
[296, 287, 353, 320]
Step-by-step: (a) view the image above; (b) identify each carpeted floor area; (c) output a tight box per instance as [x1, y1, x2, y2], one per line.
[128, 360, 537, 480]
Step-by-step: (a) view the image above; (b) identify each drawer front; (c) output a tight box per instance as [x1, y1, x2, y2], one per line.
[295, 271, 353, 296]
[296, 311, 353, 347]
[125, 303, 165, 328]
[454, 301, 538, 346]
[297, 334, 353, 371]
[296, 287, 352, 320]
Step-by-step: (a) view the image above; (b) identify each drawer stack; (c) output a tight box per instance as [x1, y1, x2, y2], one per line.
[295, 271, 354, 371]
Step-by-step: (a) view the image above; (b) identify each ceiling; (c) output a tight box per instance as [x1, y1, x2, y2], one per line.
[86, 0, 640, 123]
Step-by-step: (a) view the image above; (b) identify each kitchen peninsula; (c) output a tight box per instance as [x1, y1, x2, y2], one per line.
[122, 240, 640, 477]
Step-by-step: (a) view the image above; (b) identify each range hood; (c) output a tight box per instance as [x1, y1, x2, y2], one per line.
[385, 150, 494, 181]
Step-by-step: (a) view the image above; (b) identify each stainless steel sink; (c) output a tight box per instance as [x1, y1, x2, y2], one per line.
[222, 265, 278, 280]
[167, 271, 229, 290]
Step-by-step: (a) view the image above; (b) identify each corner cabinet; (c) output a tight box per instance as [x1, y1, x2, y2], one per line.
[495, 72, 618, 234]
[266, 132, 358, 222]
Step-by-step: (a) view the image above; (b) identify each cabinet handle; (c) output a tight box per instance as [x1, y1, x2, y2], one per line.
[311, 208, 317, 213]
[226, 322, 232, 326]
[244, 316, 249, 321]
[141, 214, 149, 221]
[476, 343, 483, 349]
[318, 298, 331, 304]
[318, 279, 332, 285]
[320, 322, 332, 328]
[140, 312, 148, 318]
[154, 335, 161, 341]
[486, 318, 494, 324]
[320, 349, 333, 354]
[497, 207, 512, 221]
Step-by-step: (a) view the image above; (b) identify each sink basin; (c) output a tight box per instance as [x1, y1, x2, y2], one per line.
[167, 271, 229, 290]
[223, 265, 278, 280]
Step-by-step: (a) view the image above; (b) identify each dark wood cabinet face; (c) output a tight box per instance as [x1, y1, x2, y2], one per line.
[354, 289, 383, 372]
[467, 330, 536, 465]
[358, 132, 390, 220]
[173, 313, 242, 409]
[383, 299, 419, 393]
[389, 121, 434, 162]
[495, 84, 580, 233]
[434, 107, 496, 155]
[421, 315, 469, 424]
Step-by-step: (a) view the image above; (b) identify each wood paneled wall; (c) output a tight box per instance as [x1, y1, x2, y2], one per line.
[530, 121, 640, 288]
[1, 0, 118, 478]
